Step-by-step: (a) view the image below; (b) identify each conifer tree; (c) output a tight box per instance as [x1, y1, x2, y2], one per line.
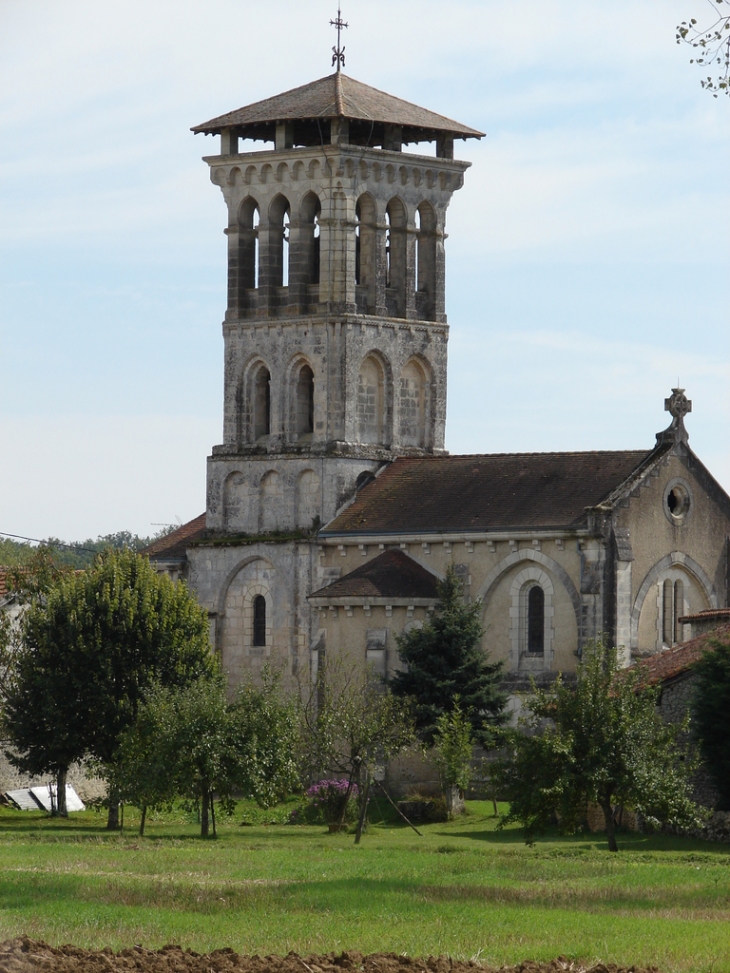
[391, 569, 506, 747]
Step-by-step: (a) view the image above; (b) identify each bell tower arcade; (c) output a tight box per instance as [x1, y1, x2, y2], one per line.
[193, 71, 482, 535]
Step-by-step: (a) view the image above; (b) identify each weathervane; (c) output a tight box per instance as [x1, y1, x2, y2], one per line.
[330, 4, 348, 70]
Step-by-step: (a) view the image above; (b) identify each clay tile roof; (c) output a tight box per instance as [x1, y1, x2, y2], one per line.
[0, 569, 9, 599]
[631, 624, 730, 687]
[309, 549, 440, 602]
[679, 608, 730, 624]
[192, 72, 483, 141]
[142, 514, 206, 561]
[322, 451, 653, 536]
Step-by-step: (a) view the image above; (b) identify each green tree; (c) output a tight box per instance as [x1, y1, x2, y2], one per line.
[677, 0, 730, 96]
[2, 549, 215, 820]
[493, 640, 702, 852]
[433, 700, 474, 815]
[115, 673, 299, 837]
[691, 635, 730, 810]
[391, 569, 506, 748]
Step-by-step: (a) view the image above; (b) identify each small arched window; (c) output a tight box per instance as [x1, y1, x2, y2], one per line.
[268, 195, 291, 289]
[238, 198, 260, 303]
[252, 595, 266, 647]
[253, 364, 271, 439]
[527, 586, 545, 654]
[300, 192, 321, 286]
[296, 364, 314, 437]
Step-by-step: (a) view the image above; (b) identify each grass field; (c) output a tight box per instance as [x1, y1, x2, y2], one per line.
[1, 800, 729, 973]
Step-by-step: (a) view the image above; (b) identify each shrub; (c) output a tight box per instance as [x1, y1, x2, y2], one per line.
[290, 779, 359, 825]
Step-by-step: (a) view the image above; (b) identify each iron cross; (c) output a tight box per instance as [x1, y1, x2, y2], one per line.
[331, 5, 348, 70]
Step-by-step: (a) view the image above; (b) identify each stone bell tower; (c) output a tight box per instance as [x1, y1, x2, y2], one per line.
[193, 68, 483, 535]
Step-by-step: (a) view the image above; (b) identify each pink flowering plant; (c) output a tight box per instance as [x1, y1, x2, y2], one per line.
[290, 778, 359, 825]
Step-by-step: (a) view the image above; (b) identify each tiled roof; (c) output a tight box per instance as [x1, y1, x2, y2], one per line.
[193, 72, 483, 143]
[679, 608, 730, 624]
[142, 515, 206, 561]
[322, 451, 654, 536]
[631, 624, 730, 687]
[309, 549, 439, 602]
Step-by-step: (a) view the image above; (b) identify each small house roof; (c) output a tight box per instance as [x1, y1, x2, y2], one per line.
[309, 548, 439, 603]
[142, 515, 206, 562]
[631, 624, 730, 687]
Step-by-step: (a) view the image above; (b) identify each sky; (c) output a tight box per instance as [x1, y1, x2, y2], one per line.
[0, 0, 728, 542]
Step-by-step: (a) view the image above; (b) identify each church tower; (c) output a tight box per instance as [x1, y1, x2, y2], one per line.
[187, 59, 481, 686]
[193, 68, 482, 536]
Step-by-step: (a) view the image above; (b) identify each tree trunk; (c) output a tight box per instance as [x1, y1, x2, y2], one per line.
[211, 793, 217, 839]
[139, 805, 147, 837]
[106, 804, 120, 830]
[201, 789, 210, 838]
[354, 778, 371, 844]
[56, 767, 68, 818]
[600, 798, 619, 852]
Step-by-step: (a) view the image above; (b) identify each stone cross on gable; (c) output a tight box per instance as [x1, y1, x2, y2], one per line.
[657, 387, 692, 446]
[665, 387, 692, 420]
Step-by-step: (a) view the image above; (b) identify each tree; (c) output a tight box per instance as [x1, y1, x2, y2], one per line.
[2, 549, 216, 821]
[298, 659, 416, 833]
[114, 672, 299, 837]
[433, 700, 474, 815]
[391, 569, 506, 748]
[691, 635, 730, 810]
[677, 0, 730, 96]
[493, 640, 702, 852]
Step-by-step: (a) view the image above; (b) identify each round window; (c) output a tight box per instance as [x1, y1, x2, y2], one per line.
[664, 480, 691, 525]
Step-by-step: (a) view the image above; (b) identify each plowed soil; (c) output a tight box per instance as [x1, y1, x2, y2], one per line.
[0, 939, 660, 973]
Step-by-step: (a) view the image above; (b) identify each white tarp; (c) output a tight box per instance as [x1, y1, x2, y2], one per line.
[6, 785, 85, 812]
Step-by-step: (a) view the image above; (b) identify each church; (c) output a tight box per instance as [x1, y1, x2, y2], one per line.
[146, 62, 730, 714]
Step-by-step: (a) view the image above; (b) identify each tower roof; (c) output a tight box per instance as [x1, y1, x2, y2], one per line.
[192, 72, 484, 146]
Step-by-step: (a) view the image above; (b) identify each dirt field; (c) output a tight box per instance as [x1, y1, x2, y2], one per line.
[0, 939, 660, 973]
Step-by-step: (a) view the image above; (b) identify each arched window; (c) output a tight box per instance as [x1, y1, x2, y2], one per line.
[300, 192, 321, 286]
[385, 198, 407, 317]
[296, 364, 314, 437]
[399, 358, 429, 448]
[415, 201, 437, 320]
[252, 595, 266, 647]
[268, 195, 291, 289]
[357, 354, 388, 445]
[238, 198, 260, 305]
[662, 577, 685, 646]
[252, 364, 271, 439]
[527, 586, 545, 654]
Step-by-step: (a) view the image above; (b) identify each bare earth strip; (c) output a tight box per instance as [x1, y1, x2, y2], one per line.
[0, 939, 660, 973]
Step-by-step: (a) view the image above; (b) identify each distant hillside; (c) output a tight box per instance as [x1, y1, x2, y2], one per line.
[0, 529, 176, 569]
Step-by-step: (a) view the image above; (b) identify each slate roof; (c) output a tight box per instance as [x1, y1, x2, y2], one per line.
[321, 450, 656, 537]
[142, 515, 206, 561]
[192, 72, 483, 145]
[631, 624, 730, 687]
[309, 549, 439, 603]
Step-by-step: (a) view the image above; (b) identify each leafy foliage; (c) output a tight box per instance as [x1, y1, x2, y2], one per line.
[433, 700, 474, 794]
[113, 672, 299, 836]
[493, 639, 702, 851]
[391, 569, 506, 748]
[677, 0, 730, 96]
[291, 779, 360, 825]
[0, 529, 175, 569]
[2, 549, 215, 818]
[691, 635, 730, 810]
[299, 659, 416, 786]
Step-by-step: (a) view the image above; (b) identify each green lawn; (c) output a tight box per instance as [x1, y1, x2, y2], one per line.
[0, 801, 729, 973]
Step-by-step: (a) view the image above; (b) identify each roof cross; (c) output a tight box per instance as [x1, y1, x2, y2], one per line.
[330, 4, 348, 71]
